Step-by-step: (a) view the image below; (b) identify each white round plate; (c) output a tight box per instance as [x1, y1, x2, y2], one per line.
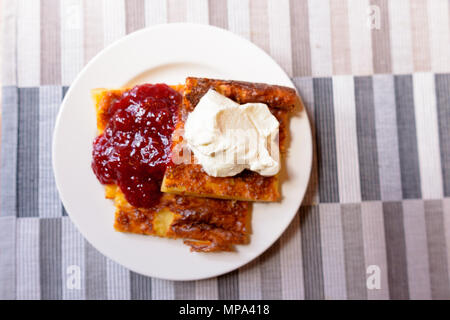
[53, 23, 312, 281]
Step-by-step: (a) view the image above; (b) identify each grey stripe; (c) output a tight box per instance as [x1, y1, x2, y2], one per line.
[238, 260, 262, 300]
[0, 216, 16, 299]
[424, 200, 450, 299]
[342, 203, 367, 300]
[1, 87, 18, 217]
[403, 200, 431, 299]
[314, 78, 339, 203]
[444, 198, 450, 286]
[373, 75, 402, 201]
[174, 281, 196, 300]
[300, 205, 324, 299]
[279, 212, 304, 299]
[62, 216, 86, 300]
[61, 88, 69, 211]
[394, 75, 421, 199]
[435, 74, 450, 197]
[319, 203, 346, 299]
[361, 201, 389, 299]
[39, 86, 61, 218]
[40, 218, 62, 300]
[61, 204, 68, 217]
[208, 0, 228, 29]
[106, 259, 130, 300]
[151, 278, 174, 300]
[125, 0, 145, 34]
[383, 202, 409, 299]
[61, 84, 69, 209]
[130, 272, 152, 300]
[195, 278, 218, 300]
[85, 241, 107, 300]
[370, 0, 392, 73]
[17, 88, 39, 217]
[293, 77, 318, 205]
[218, 270, 239, 300]
[354, 76, 381, 201]
[259, 240, 282, 299]
[62, 86, 69, 97]
[40, 0, 61, 85]
[289, 0, 311, 76]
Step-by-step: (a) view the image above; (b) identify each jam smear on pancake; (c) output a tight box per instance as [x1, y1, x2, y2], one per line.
[92, 84, 181, 208]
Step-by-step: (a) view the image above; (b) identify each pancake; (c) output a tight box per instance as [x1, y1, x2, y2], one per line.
[92, 86, 251, 252]
[161, 77, 301, 201]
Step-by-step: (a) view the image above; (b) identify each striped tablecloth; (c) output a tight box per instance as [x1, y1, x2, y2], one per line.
[1, 0, 450, 300]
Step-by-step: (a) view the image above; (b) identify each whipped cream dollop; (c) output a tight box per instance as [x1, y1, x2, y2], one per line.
[184, 89, 280, 177]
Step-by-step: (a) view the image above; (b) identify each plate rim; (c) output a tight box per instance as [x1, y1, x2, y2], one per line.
[52, 22, 313, 281]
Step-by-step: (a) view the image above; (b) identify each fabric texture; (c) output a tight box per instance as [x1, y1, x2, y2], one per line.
[1, 0, 450, 300]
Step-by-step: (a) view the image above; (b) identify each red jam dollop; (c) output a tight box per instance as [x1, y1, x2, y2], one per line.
[92, 84, 181, 208]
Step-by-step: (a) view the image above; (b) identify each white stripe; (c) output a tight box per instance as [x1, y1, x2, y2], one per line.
[319, 204, 347, 299]
[388, 0, 413, 74]
[373, 75, 402, 201]
[195, 278, 219, 300]
[83, 0, 104, 64]
[151, 278, 175, 299]
[238, 260, 262, 299]
[39, 86, 62, 218]
[427, 0, 450, 73]
[227, 0, 250, 39]
[1, 0, 17, 85]
[0, 217, 15, 299]
[145, 0, 167, 25]
[60, 0, 84, 86]
[279, 214, 304, 299]
[402, 200, 432, 299]
[267, 0, 293, 76]
[62, 216, 86, 299]
[360, 201, 389, 299]
[333, 75, 361, 203]
[106, 259, 130, 299]
[307, 0, 332, 76]
[17, 0, 40, 87]
[103, 0, 126, 46]
[413, 73, 444, 199]
[186, 0, 209, 24]
[347, 0, 373, 75]
[16, 218, 40, 300]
